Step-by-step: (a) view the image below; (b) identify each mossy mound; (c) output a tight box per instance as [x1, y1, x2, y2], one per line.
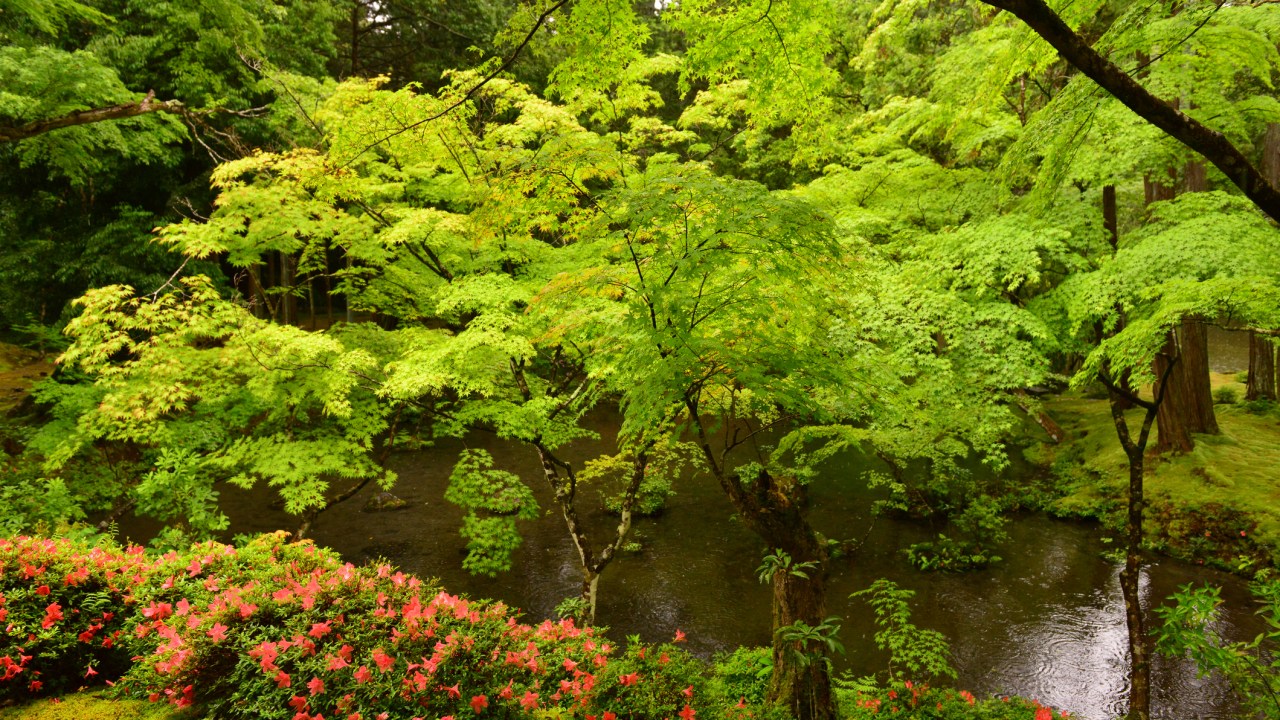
[1030, 372, 1280, 572]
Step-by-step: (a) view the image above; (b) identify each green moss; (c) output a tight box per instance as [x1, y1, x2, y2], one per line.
[1040, 373, 1280, 571]
[0, 692, 187, 720]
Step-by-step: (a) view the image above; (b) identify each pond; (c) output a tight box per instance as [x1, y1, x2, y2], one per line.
[134, 412, 1265, 720]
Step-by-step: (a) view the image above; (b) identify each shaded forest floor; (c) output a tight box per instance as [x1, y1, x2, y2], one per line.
[1031, 372, 1280, 572]
[0, 343, 53, 414]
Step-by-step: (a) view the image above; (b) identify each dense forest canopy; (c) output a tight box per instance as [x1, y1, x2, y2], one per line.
[2, 1, 1280, 720]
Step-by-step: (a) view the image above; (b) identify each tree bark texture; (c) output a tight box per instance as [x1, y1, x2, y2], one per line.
[720, 469, 835, 720]
[1154, 318, 1218, 452]
[1247, 332, 1277, 401]
[978, 0, 1280, 222]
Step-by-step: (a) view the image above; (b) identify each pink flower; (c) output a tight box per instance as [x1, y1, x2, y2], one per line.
[674, 629, 686, 643]
[372, 648, 395, 672]
[354, 666, 372, 684]
[309, 621, 332, 639]
[207, 623, 228, 643]
[307, 676, 325, 696]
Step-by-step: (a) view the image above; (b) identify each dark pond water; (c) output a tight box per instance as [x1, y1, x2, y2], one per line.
[119, 409, 1270, 720]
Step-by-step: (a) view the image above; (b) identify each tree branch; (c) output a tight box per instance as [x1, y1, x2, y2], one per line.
[978, 0, 1280, 222]
[0, 91, 184, 143]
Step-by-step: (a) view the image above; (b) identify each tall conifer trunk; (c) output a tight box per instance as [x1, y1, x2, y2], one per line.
[1250, 124, 1280, 401]
[1147, 164, 1217, 451]
[1247, 332, 1277, 401]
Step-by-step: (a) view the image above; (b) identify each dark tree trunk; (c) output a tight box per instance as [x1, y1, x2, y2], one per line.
[1183, 160, 1208, 193]
[1154, 331, 1194, 453]
[1103, 184, 1118, 250]
[1101, 184, 1138, 410]
[1100, 359, 1172, 720]
[1247, 332, 1277, 401]
[1153, 317, 1218, 451]
[1181, 317, 1218, 435]
[719, 469, 834, 720]
[1143, 169, 1177, 206]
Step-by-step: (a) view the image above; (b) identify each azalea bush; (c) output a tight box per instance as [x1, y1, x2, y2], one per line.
[0, 535, 159, 697]
[840, 682, 1070, 720]
[0, 533, 758, 720]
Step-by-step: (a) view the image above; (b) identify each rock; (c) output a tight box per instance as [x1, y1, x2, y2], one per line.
[363, 491, 410, 512]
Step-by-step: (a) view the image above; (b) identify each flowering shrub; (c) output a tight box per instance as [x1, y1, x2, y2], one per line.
[840, 682, 1070, 720]
[0, 533, 753, 720]
[0, 536, 150, 697]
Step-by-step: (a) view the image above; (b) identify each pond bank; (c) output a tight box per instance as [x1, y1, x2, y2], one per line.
[1031, 372, 1280, 573]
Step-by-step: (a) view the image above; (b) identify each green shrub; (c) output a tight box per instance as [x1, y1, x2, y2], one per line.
[1244, 398, 1276, 415]
[1212, 387, 1238, 405]
[840, 681, 1070, 719]
[708, 647, 772, 706]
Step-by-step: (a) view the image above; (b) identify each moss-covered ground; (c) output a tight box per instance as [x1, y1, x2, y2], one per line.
[0, 692, 185, 720]
[1028, 372, 1280, 572]
[0, 342, 52, 413]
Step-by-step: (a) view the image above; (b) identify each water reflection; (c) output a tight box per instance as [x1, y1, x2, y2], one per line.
[122, 429, 1265, 720]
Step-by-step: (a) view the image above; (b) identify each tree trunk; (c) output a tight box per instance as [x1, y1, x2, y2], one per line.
[1153, 318, 1217, 452]
[1143, 168, 1177, 206]
[1247, 332, 1277, 401]
[1102, 184, 1118, 250]
[1100, 362, 1170, 720]
[1101, 184, 1138, 410]
[720, 469, 835, 720]
[1154, 330, 1194, 453]
[1180, 317, 1217, 435]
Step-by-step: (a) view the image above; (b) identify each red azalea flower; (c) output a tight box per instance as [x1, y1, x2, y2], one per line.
[41, 602, 63, 629]
[35, 585, 49, 596]
[673, 629, 686, 643]
[276, 671, 293, 689]
[84, 665, 97, 678]
[354, 666, 372, 684]
[372, 648, 395, 672]
[207, 623, 229, 643]
[444, 684, 461, 700]
[308, 676, 325, 696]
[678, 705, 696, 720]
[520, 691, 539, 710]
[309, 621, 332, 639]
[470, 695, 488, 713]
[618, 673, 639, 686]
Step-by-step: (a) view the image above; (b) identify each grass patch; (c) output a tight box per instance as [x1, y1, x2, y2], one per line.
[0, 692, 186, 720]
[1035, 373, 1280, 572]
